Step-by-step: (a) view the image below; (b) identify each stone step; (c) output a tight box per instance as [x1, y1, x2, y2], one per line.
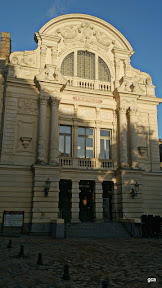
[65, 222, 132, 238]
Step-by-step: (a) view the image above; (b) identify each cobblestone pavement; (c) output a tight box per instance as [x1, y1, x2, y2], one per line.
[0, 235, 161, 288]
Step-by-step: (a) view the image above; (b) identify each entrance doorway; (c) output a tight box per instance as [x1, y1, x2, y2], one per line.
[102, 181, 114, 221]
[59, 180, 72, 223]
[79, 180, 95, 222]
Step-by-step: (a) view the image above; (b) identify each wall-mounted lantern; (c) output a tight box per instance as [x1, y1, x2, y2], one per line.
[131, 181, 140, 199]
[44, 178, 51, 197]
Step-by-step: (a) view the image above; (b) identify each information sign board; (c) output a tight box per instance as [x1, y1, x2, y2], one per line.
[3, 211, 24, 227]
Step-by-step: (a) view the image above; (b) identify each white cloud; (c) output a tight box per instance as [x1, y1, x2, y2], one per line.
[46, 0, 74, 18]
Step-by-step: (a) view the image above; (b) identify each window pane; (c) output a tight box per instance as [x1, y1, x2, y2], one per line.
[86, 138, 93, 148]
[59, 135, 64, 156]
[77, 51, 95, 80]
[100, 130, 110, 137]
[100, 139, 104, 159]
[106, 140, 110, 159]
[65, 136, 71, 156]
[78, 137, 85, 158]
[78, 127, 85, 135]
[86, 128, 93, 136]
[61, 52, 74, 77]
[60, 126, 71, 134]
[98, 57, 111, 82]
[86, 149, 93, 158]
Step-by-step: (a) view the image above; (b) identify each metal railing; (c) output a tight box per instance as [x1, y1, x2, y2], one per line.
[119, 210, 134, 237]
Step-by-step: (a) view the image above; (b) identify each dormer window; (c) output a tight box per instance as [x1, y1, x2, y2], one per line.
[60, 50, 111, 82]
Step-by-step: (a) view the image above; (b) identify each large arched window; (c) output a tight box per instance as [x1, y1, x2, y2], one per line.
[60, 51, 111, 82]
[61, 52, 74, 77]
[77, 51, 95, 80]
[98, 57, 111, 82]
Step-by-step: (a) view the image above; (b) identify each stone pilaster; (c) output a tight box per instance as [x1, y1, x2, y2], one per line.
[114, 58, 120, 83]
[49, 96, 60, 165]
[117, 107, 128, 168]
[73, 123, 78, 158]
[37, 95, 49, 163]
[124, 59, 132, 78]
[128, 107, 138, 168]
[71, 180, 80, 223]
[40, 45, 47, 68]
[95, 181, 103, 221]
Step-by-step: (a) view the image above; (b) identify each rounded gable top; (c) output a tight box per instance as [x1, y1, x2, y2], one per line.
[38, 13, 133, 52]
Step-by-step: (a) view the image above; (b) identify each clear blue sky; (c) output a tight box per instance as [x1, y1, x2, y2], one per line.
[0, 0, 162, 138]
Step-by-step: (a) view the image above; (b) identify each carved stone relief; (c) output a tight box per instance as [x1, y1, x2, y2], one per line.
[56, 21, 116, 56]
[137, 112, 149, 126]
[10, 51, 36, 67]
[79, 107, 95, 119]
[118, 77, 145, 94]
[59, 104, 74, 116]
[18, 99, 38, 115]
[100, 110, 112, 121]
[16, 121, 36, 153]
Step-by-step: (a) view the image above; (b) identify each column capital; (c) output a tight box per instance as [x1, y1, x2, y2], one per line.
[39, 95, 49, 105]
[50, 96, 61, 107]
[127, 107, 138, 116]
[116, 106, 127, 114]
[40, 45, 47, 55]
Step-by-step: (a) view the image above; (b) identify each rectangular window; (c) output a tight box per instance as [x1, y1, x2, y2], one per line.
[78, 127, 94, 158]
[59, 125, 72, 157]
[100, 129, 111, 159]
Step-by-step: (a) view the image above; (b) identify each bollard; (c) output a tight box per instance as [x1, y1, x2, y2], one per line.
[37, 253, 43, 265]
[7, 240, 12, 248]
[62, 264, 70, 280]
[102, 280, 109, 288]
[19, 245, 24, 258]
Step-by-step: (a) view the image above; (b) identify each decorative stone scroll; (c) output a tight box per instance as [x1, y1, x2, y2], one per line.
[118, 77, 145, 94]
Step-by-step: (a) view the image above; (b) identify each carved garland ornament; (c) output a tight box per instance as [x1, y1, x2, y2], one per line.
[18, 99, 38, 114]
[56, 21, 113, 51]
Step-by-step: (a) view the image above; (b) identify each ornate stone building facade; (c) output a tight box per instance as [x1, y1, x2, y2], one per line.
[0, 14, 162, 233]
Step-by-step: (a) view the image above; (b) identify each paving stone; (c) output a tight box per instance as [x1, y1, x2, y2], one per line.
[0, 236, 161, 287]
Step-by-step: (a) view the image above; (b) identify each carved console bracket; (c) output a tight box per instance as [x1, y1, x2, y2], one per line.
[20, 137, 32, 148]
[138, 146, 147, 157]
[34, 64, 67, 93]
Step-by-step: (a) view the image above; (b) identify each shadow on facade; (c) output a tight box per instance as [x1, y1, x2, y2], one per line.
[0, 62, 162, 235]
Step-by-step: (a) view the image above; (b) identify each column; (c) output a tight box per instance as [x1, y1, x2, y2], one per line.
[128, 107, 138, 168]
[49, 96, 60, 165]
[118, 107, 128, 168]
[95, 181, 103, 221]
[71, 180, 80, 223]
[37, 95, 48, 163]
